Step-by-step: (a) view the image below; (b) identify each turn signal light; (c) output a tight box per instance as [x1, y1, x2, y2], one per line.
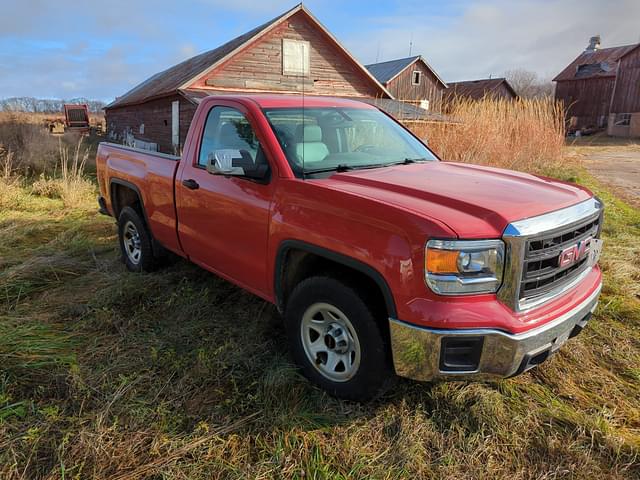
[426, 249, 460, 274]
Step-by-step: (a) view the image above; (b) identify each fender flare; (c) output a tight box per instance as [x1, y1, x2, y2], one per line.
[274, 239, 397, 318]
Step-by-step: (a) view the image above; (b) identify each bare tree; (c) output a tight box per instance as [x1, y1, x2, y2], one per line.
[0, 97, 106, 113]
[505, 69, 554, 98]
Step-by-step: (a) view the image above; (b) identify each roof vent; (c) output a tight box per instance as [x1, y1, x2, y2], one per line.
[586, 35, 601, 52]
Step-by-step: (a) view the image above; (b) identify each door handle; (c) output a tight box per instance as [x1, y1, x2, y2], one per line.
[182, 179, 199, 190]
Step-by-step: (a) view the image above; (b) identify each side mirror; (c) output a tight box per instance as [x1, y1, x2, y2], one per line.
[206, 149, 245, 176]
[206, 149, 269, 180]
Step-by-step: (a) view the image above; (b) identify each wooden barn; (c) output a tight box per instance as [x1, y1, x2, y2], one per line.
[554, 36, 640, 136]
[105, 4, 436, 153]
[444, 78, 517, 104]
[365, 56, 448, 113]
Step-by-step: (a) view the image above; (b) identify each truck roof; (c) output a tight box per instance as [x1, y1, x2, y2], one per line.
[202, 94, 377, 110]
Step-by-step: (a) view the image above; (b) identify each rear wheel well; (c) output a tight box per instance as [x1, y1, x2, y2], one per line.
[277, 247, 394, 339]
[111, 182, 143, 219]
[110, 181, 166, 258]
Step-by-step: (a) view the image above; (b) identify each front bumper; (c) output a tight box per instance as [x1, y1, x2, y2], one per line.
[389, 280, 602, 381]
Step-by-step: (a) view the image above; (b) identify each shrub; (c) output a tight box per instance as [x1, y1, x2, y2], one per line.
[27, 138, 95, 208]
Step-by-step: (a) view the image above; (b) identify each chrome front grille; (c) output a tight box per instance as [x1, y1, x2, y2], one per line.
[498, 198, 603, 312]
[520, 216, 600, 301]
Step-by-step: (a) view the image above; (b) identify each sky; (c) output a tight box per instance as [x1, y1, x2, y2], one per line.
[1, 0, 639, 102]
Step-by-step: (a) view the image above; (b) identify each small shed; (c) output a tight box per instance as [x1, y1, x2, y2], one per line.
[365, 56, 448, 113]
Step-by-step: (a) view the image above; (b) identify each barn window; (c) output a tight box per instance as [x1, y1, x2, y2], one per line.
[283, 39, 310, 76]
[614, 113, 631, 126]
[412, 71, 421, 85]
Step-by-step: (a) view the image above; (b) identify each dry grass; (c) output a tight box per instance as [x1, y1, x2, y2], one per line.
[0, 111, 105, 126]
[0, 179, 638, 479]
[407, 97, 567, 174]
[0, 113, 103, 177]
[0, 103, 638, 479]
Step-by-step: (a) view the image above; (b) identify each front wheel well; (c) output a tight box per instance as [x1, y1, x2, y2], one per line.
[276, 245, 396, 331]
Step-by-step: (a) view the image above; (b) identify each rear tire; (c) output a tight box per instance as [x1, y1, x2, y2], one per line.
[117, 206, 159, 272]
[284, 276, 394, 401]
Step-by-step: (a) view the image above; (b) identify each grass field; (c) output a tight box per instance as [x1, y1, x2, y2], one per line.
[0, 166, 638, 479]
[1, 101, 639, 478]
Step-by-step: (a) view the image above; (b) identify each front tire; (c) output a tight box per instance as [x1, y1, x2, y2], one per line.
[117, 206, 158, 272]
[284, 276, 394, 401]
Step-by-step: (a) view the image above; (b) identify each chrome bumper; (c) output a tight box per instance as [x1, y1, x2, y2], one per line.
[389, 282, 602, 382]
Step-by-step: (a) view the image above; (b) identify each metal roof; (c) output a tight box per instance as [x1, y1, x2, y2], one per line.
[365, 56, 420, 84]
[106, 4, 391, 110]
[553, 44, 640, 82]
[365, 56, 447, 88]
[446, 78, 517, 100]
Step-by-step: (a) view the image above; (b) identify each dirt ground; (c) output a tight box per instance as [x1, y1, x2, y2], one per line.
[567, 136, 640, 208]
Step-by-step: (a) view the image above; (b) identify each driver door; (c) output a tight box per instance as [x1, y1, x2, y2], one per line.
[175, 103, 275, 297]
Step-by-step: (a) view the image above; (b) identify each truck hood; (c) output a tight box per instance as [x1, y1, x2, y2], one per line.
[322, 162, 592, 238]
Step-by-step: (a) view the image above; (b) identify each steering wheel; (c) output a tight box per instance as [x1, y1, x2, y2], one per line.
[355, 144, 377, 153]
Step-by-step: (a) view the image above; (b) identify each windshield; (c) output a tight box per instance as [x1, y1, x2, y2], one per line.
[263, 107, 438, 177]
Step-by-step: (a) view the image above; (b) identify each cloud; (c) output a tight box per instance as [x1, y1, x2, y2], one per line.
[344, 0, 640, 82]
[1, 0, 639, 100]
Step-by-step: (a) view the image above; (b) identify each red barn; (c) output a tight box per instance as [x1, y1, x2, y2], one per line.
[554, 36, 640, 136]
[105, 4, 401, 153]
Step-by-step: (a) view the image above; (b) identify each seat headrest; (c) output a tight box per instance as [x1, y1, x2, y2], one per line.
[295, 124, 323, 143]
[219, 122, 237, 141]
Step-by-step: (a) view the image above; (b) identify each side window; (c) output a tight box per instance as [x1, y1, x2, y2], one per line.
[198, 106, 264, 168]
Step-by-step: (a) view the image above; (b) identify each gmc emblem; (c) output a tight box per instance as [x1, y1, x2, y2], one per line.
[558, 237, 591, 268]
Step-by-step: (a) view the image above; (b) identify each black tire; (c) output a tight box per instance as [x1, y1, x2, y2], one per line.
[117, 206, 159, 272]
[284, 276, 395, 401]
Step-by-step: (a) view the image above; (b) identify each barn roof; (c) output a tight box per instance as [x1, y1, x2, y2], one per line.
[446, 78, 517, 100]
[365, 56, 447, 87]
[106, 4, 390, 109]
[553, 43, 640, 82]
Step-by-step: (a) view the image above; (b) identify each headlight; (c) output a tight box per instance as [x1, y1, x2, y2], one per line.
[425, 239, 505, 295]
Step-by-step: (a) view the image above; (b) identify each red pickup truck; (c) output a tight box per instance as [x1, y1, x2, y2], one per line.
[96, 94, 603, 401]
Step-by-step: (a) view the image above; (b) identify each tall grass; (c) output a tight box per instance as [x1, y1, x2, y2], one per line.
[31, 138, 95, 208]
[406, 97, 567, 174]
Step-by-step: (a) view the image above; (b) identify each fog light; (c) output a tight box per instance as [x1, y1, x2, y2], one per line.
[440, 337, 484, 372]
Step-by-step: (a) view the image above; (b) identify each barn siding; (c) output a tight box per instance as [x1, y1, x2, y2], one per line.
[105, 95, 197, 154]
[385, 61, 445, 112]
[555, 77, 616, 128]
[190, 11, 381, 98]
[610, 46, 640, 114]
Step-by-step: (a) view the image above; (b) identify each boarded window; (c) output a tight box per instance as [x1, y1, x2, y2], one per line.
[283, 39, 310, 76]
[412, 71, 421, 85]
[171, 101, 179, 148]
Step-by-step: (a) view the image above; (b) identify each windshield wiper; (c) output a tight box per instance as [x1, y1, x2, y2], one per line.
[403, 157, 430, 163]
[304, 159, 427, 175]
[304, 164, 354, 174]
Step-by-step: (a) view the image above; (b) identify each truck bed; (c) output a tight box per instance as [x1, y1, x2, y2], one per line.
[96, 142, 183, 254]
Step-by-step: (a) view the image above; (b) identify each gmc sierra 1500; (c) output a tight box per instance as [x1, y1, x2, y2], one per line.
[97, 94, 603, 401]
